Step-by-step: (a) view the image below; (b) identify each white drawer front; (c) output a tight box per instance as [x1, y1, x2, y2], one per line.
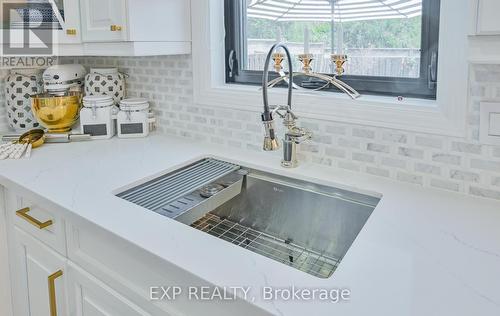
[67, 219, 265, 316]
[6, 191, 66, 256]
[67, 220, 178, 316]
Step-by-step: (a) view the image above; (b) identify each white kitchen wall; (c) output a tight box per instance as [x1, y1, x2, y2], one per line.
[2, 55, 499, 200]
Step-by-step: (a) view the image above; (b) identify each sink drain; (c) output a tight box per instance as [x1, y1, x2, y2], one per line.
[199, 183, 225, 198]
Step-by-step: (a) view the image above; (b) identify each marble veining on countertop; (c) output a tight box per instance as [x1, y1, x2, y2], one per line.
[0, 134, 499, 316]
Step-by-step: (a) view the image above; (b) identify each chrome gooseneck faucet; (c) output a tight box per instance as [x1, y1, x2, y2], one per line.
[261, 43, 312, 168]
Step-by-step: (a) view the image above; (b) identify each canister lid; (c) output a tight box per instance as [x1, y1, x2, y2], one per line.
[120, 98, 149, 111]
[90, 68, 119, 75]
[9, 68, 43, 76]
[83, 95, 114, 107]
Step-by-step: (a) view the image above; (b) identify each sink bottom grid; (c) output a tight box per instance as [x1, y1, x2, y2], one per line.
[191, 213, 340, 278]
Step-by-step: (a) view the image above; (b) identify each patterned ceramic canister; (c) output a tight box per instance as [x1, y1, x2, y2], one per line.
[85, 68, 126, 104]
[5, 68, 43, 131]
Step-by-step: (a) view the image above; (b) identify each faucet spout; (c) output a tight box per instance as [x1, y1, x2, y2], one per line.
[260, 43, 312, 167]
[261, 43, 294, 151]
[262, 42, 294, 117]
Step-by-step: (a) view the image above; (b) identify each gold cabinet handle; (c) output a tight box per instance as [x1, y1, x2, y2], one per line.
[48, 270, 63, 316]
[15, 207, 53, 229]
[110, 25, 123, 31]
[66, 28, 77, 35]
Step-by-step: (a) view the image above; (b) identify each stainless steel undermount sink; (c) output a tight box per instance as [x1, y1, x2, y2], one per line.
[116, 158, 380, 279]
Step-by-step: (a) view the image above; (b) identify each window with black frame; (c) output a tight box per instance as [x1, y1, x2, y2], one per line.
[225, 0, 440, 99]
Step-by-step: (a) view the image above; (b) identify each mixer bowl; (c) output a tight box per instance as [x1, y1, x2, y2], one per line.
[31, 92, 82, 133]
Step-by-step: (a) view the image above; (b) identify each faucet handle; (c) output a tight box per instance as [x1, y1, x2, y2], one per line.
[287, 126, 312, 144]
[272, 105, 296, 119]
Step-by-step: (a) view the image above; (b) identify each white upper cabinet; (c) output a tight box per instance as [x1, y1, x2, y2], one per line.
[474, 0, 500, 35]
[4, 0, 81, 46]
[81, 0, 191, 43]
[52, 0, 83, 44]
[82, 0, 191, 56]
[3, 0, 191, 56]
[80, 0, 128, 42]
[126, 0, 191, 42]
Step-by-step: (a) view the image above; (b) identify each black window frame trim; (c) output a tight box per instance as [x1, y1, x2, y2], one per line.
[224, 0, 441, 100]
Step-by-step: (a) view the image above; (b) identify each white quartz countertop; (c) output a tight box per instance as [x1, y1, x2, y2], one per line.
[1, 134, 499, 316]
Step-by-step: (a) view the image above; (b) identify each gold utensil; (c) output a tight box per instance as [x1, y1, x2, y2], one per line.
[19, 129, 46, 148]
[18, 129, 46, 159]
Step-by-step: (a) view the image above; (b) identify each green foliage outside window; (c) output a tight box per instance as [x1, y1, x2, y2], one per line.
[247, 17, 422, 49]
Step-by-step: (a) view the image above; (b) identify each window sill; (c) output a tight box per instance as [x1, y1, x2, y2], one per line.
[194, 82, 463, 137]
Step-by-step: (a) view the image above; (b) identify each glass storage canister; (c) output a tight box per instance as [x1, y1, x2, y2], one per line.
[117, 98, 154, 138]
[80, 95, 117, 140]
[5, 68, 43, 131]
[84, 68, 126, 104]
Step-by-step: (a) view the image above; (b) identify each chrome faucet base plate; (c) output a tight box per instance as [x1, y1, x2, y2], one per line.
[281, 159, 298, 168]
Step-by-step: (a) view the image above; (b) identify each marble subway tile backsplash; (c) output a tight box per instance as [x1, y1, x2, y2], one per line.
[0, 69, 10, 131]
[1, 55, 497, 200]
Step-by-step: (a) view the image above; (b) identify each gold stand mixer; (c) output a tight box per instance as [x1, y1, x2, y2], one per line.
[31, 65, 86, 133]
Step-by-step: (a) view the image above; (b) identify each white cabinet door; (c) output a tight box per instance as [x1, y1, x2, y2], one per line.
[0, 187, 13, 316]
[127, 0, 191, 42]
[52, 0, 82, 44]
[80, 0, 128, 42]
[9, 226, 68, 316]
[4, 0, 81, 46]
[66, 262, 152, 316]
[476, 0, 500, 35]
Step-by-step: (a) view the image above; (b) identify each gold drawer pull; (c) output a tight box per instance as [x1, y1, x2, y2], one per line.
[48, 270, 63, 316]
[110, 25, 123, 31]
[66, 28, 77, 35]
[16, 207, 53, 229]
